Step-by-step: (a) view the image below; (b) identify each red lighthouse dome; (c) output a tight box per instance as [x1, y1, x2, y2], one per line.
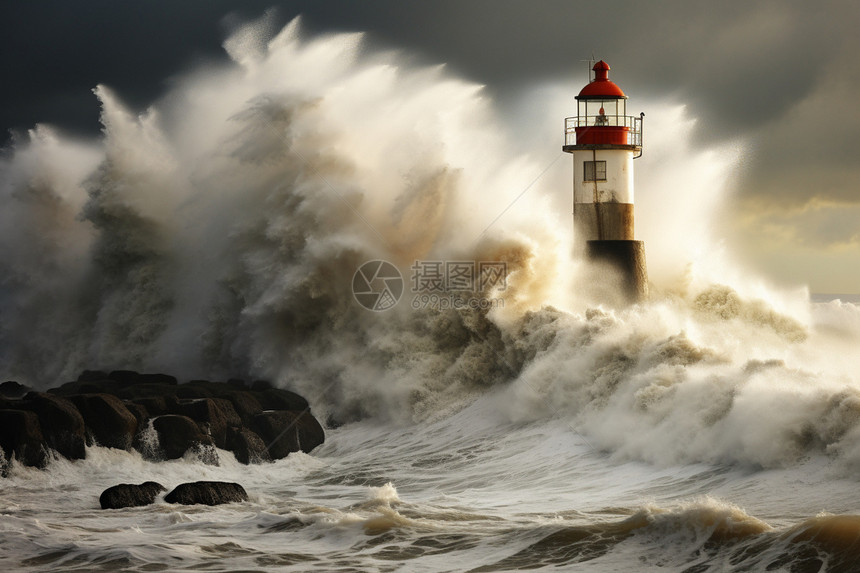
[577, 61, 627, 99]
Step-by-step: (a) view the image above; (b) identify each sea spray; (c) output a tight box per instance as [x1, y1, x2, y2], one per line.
[493, 290, 860, 469]
[135, 418, 161, 461]
[2, 15, 860, 473]
[0, 15, 564, 415]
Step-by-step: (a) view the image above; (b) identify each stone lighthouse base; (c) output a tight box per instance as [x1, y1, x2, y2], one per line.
[586, 240, 648, 302]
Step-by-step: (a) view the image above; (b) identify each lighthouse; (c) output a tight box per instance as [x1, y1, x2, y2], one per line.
[563, 60, 647, 301]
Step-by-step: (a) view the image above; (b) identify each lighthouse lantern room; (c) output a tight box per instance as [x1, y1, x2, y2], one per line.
[563, 60, 647, 301]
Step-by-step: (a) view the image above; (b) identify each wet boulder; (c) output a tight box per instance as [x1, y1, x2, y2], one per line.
[71, 393, 138, 450]
[174, 398, 241, 449]
[132, 396, 169, 417]
[0, 409, 49, 469]
[136, 373, 177, 386]
[254, 388, 308, 412]
[107, 370, 140, 386]
[22, 392, 87, 460]
[249, 379, 271, 391]
[252, 410, 325, 459]
[0, 381, 29, 398]
[226, 426, 270, 465]
[175, 382, 217, 398]
[117, 383, 178, 401]
[99, 481, 165, 509]
[49, 379, 120, 397]
[164, 481, 248, 505]
[252, 411, 298, 459]
[77, 370, 109, 382]
[152, 414, 214, 459]
[124, 401, 150, 432]
[224, 391, 263, 427]
[294, 410, 325, 453]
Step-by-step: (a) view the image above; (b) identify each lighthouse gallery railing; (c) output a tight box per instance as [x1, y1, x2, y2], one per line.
[564, 115, 643, 148]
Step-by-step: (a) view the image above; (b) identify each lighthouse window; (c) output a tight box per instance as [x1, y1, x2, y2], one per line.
[583, 160, 606, 181]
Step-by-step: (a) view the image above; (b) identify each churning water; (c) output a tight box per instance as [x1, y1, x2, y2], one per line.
[3, 14, 860, 572]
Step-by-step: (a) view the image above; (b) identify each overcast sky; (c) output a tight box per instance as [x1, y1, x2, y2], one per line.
[3, 0, 860, 293]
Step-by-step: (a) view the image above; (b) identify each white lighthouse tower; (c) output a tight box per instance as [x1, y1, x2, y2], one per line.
[563, 60, 647, 301]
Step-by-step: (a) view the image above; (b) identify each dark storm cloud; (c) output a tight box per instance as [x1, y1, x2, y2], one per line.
[1, 0, 280, 141]
[3, 0, 852, 143]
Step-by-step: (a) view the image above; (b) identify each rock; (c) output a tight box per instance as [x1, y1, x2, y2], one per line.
[164, 481, 248, 505]
[0, 369, 323, 474]
[212, 396, 242, 426]
[116, 383, 178, 401]
[254, 388, 309, 412]
[292, 409, 325, 453]
[224, 391, 263, 427]
[174, 398, 241, 449]
[99, 481, 165, 509]
[175, 384, 215, 398]
[22, 392, 87, 460]
[0, 409, 49, 468]
[71, 393, 138, 450]
[252, 411, 299, 459]
[252, 410, 325, 459]
[108, 370, 140, 386]
[226, 427, 270, 464]
[49, 379, 119, 396]
[78, 370, 109, 382]
[136, 373, 177, 386]
[0, 381, 29, 398]
[152, 415, 213, 459]
[132, 396, 169, 417]
[177, 380, 233, 398]
[124, 402, 150, 431]
[249, 379, 272, 391]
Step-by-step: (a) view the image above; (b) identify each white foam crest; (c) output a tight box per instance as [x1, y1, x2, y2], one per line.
[367, 482, 400, 506]
[0, 444, 322, 507]
[498, 292, 860, 468]
[638, 496, 772, 532]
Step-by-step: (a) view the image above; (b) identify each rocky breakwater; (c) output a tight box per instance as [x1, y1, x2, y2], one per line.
[0, 371, 324, 475]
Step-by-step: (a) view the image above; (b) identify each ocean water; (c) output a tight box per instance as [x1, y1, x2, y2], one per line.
[3, 381, 860, 572]
[3, 14, 860, 571]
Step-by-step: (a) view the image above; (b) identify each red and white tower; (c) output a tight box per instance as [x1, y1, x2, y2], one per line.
[563, 60, 647, 300]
